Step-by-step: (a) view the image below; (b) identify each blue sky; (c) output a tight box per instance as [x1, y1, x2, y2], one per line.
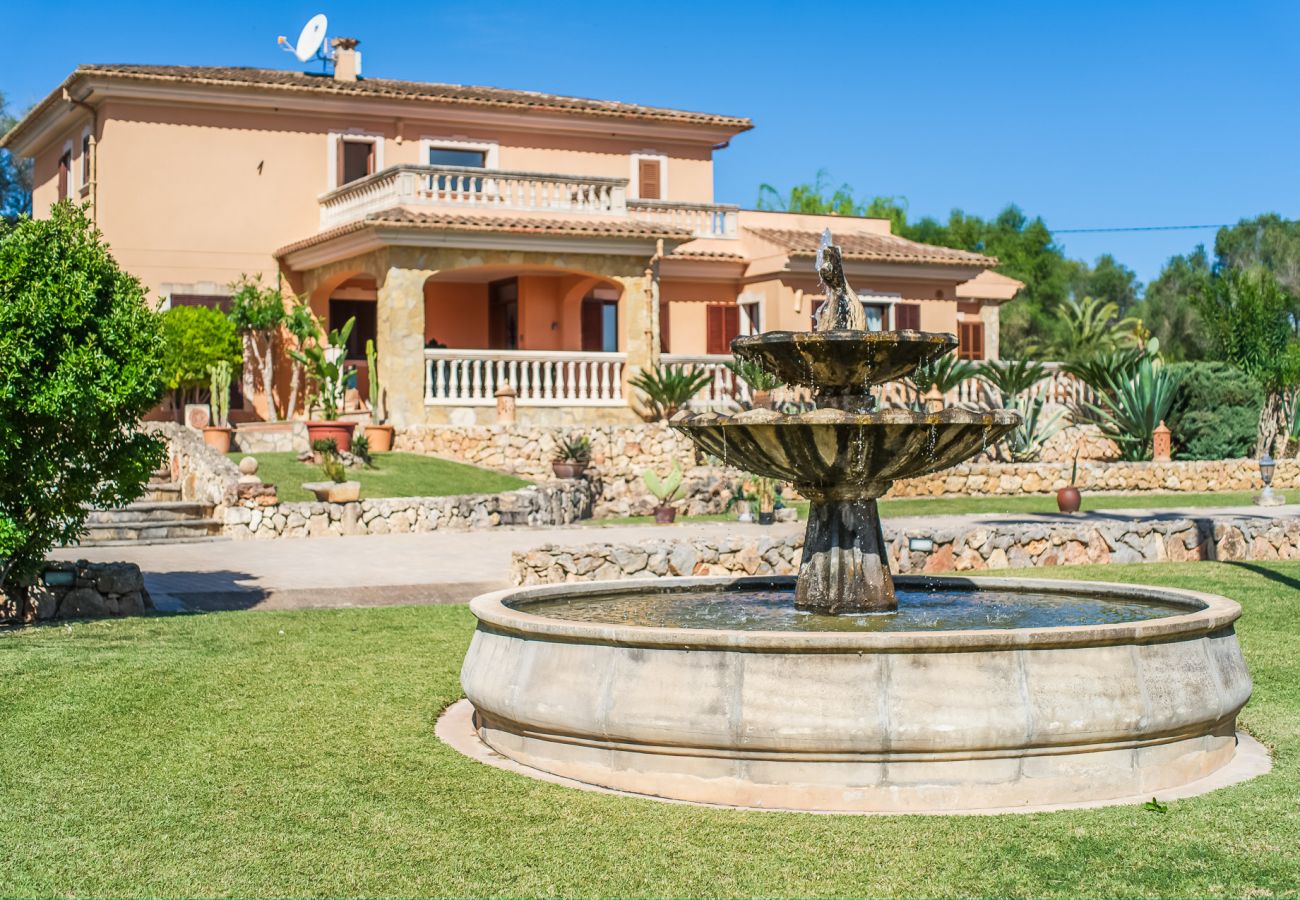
[7, 0, 1299, 284]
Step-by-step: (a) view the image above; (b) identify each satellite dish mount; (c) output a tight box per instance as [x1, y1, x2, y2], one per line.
[278, 14, 332, 72]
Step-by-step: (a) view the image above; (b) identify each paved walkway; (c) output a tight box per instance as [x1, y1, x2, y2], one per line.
[50, 504, 1300, 613]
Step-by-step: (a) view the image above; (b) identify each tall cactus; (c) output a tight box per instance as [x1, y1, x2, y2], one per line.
[366, 338, 384, 424]
[207, 360, 232, 427]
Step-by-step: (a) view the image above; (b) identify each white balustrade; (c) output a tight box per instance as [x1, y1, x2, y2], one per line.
[320, 165, 738, 237]
[662, 354, 750, 409]
[425, 349, 626, 407]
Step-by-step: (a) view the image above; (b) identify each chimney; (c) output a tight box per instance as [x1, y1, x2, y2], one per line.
[331, 37, 362, 82]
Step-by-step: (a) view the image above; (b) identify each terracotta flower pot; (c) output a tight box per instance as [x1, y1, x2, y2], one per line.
[552, 461, 589, 479]
[202, 425, 232, 453]
[302, 481, 362, 503]
[1057, 486, 1082, 514]
[752, 390, 772, 410]
[653, 505, 677, 525]
[305, 420, 357, 454]
[364, 423, 395, 453]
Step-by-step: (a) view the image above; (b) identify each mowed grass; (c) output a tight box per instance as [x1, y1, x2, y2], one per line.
[232, 451, 529, 502]
[585, 490, 1263, 527]
[1, 562, 1299, 897]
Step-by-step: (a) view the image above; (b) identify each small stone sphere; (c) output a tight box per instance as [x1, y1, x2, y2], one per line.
[239, 456, 259, 476]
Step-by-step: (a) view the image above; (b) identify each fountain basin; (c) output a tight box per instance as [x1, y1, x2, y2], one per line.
[733, 330, 956, 394]
[460, 576, 1252, 813]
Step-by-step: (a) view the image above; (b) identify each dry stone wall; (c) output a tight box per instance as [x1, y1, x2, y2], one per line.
[511, 513, 1300, 584]
[2, 561, 152, 623]
[224, 480, 592, 539]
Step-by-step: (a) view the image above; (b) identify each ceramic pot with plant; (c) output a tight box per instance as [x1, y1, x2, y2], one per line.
[643, 463, 685, 524]
[1057, 452, 1082, 514]
[290, 316, 359, 453]
[755, 475, 777, 525]
[552, 434, 592, 479]
[301, 438, 361, 503]
[202, 360, 234, 453]
[362, 339, 395, 453]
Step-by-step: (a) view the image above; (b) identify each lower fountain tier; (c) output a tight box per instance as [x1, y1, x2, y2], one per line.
[671, 407, 1020, 488]
[461, 576, 1252, 813]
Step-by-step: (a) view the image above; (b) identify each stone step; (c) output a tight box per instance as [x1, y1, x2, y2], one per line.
[86, 502, 209, 524]
[78, 518, 224, 544]
[142, 485, 183, 502]
[74, 534, 229, 549]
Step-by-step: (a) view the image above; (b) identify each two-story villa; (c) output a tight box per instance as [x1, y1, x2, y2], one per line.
[1, 44, 1018, 427]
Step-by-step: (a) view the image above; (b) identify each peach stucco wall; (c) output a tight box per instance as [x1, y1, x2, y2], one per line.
[424, 282, 487, 348]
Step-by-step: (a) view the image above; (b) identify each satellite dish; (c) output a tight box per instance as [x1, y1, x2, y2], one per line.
[281, 14, 328, 62]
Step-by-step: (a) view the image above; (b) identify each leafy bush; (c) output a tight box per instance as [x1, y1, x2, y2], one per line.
[1166, 362, 1262, 460]
[0, 205, 165, 597]
[630, 365, 713, 420]
[159, 304, 241, 405]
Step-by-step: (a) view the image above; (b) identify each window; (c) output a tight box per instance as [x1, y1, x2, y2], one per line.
[958, 320, 985, 360]
[80, 132, 91, 188]
[863, 304, 888, 331]
[581, 289, 619, 352]
[706, 305, 741, 355]
[329, 299, 377, 360]
[638, 158, 662, 200]
[895, 303, 921, 331]
[57, 149, 71, 201]
[738, 292, 763, 336]
[428, 147, 486, 167]
[339, 139, 375, 186]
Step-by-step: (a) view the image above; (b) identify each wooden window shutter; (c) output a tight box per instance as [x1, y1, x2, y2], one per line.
[706, 305, 741, 355]
[638, 158, 661, 200]
[335, 137, 346, 187]
[895, 303, 921, 331]
[958, 321, 985, 360]
[581, 301, 603, 352]
[57, 152, 70, 201]
[659, 302, 670, 353]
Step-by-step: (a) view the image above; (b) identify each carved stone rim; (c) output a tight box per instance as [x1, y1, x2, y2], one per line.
[471, 575, 1242, 653]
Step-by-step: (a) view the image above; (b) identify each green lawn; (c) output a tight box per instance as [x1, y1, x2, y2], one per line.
[232, 451, 529, 502]
[585, 490, 1264, 527]
[1, 561, 1298, 897]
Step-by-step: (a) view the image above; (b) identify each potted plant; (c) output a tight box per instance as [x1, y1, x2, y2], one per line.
[552, 434, 592, 479]
[362, 339, 395, 453]
[643, 464, 685, 524]
[725, 480, 756, 523]
[1057, 452, 1082, 514]
[202, 360, 234, 452]
[290, 315, 358, 453]
[726, 357, 783, 410]
[755, 476, 777, 525]
[301, 438, 361, 503]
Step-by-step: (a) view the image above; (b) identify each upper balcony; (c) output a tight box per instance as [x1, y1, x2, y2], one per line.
[318, 164, 740, 239]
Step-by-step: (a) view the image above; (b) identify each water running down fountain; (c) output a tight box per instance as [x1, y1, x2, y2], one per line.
[673, 234, 1018, 613]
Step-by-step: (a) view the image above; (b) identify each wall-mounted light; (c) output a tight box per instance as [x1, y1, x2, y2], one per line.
[908, 537, 934, 553]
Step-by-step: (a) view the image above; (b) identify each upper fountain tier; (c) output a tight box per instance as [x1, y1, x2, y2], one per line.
[733, 329, 955, 396]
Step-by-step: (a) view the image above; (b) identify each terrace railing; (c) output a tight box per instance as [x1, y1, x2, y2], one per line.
[424, 349, 626, 407]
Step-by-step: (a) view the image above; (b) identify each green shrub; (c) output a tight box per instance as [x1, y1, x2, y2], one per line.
[0, 205, 165, 597]
[159, 305, 241, 405]
[1166, 361, 1262, 460]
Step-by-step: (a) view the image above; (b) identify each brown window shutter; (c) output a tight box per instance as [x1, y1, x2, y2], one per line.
[366, 141, 375, 175]
[706, 306, 725, 354]
[81, 135, 91, 184]
[581, 301, 603, 352]
[638, 158, 661, 200]
[57, 152, 70, 201]
[659, 302, 670, 353]
[724, 305, 740, 346]
[895, 303, 921, 331]
[336, 137, 346, 187]
[958, 321, 985, 360]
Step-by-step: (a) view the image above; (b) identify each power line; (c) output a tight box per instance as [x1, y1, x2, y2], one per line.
[1054, 223, 1231, 234]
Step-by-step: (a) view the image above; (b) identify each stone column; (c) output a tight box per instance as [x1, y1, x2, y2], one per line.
[376, 265, 432, 429]
[796, 493, 897, 614]
[616, 267, 659, 417]
[980, 303, 1001, 361]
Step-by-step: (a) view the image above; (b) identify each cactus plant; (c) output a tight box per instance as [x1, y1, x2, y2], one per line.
[207, 360, 232, 428]
[366, 338, 385, 424]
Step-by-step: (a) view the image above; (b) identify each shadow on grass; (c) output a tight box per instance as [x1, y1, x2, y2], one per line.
[1224, 560, 1300, 593]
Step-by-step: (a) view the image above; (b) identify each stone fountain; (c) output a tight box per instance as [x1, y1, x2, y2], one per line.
[451, 236, 1255, 813]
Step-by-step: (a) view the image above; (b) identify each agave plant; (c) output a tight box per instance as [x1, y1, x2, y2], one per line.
[643, 464, 685, 505]
[1000, 392, 1069, 462]
[1086, 353, 1180, 461]
[909, 354, 978, 394]
[629, 364, 714, 420]
[978, 358, 1048, 404]
[725, 356, 783, 392]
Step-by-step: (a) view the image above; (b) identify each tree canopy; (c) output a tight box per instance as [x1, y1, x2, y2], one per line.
[0, 91, 33, 220]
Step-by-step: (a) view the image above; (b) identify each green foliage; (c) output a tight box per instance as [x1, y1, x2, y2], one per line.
[1066, 254, 1140, 315]
[909, 354, 977, 394]
[365, 338, 384, 424]
[207, 361, 231, 427]
[159, 305, 241, 401]
[978, 358, 1049, 401]
[227, 274, 285, 334]
[756, 169, 865, 217]
[1194, 267, 1298, 392]
[289, 316, 355, 420]
[0, 92, 32, 218]
[310, 438, 347, 483]
[282, 295, 322, 421]
[1036, 295, 1140, 362]
[554, 434, 591, 463]
[1061, 344, 1148, 395]
[629, 364, 713, 420]
[1166, 362, 1262, 460]
[1135, 247, 1213, 361]
[0, 204, 165, 590]
[1086, 354, 1180, 461]
[725, 356, 782, 393]
[350, 434, 374, 469]
[642, 464, 685, 504]
[1000, 392, 1069, 463]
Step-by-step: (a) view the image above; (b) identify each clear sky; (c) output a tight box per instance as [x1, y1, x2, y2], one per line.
[7, 0, 1298, 285]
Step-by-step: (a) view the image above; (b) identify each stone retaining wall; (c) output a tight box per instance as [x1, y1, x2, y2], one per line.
[224, 480, 593, 539]
[511, 513, 1300, 584]
[2, 561, 152, 623]
[144, 421, 241, 507]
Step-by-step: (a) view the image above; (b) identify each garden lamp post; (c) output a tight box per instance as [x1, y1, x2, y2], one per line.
[1255, 453, 1285, 506]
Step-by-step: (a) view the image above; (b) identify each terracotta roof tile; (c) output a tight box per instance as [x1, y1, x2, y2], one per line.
[275, 208, 689, 257]
[73, 64, 753, 130]
[746, 227, 998, 268]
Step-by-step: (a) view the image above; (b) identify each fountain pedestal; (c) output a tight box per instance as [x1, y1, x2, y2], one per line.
[797, 494, 896, 613]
